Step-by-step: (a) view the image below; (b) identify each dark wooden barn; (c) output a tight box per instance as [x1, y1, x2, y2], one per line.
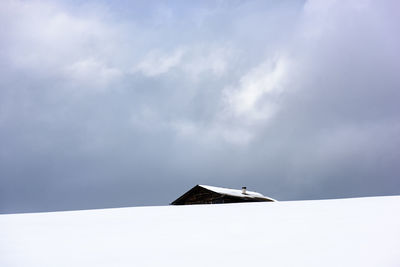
[171, 185, 276, 205]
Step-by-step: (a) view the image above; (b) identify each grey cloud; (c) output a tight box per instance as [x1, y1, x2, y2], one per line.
[0, 0, 399, 213]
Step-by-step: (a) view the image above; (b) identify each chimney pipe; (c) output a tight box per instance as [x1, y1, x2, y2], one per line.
[242, 186, 247, 194]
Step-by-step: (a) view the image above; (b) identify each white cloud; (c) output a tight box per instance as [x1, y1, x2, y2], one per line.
[133, 49, 185, 77]
[177, 55, 293, 145]
[64, 58, 122, 91]
[134, 53, 293, 146]
[1, 0, 129, 93]
[223, 55, 289, 122]
[132, 44, 232, 79]
[182, 45, 232, 78]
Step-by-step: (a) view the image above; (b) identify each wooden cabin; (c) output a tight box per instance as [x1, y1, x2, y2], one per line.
[170, 185, 276, 205]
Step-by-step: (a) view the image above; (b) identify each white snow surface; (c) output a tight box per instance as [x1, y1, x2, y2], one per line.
[199, 184, 275, 200]
[1, 196, 400, 267]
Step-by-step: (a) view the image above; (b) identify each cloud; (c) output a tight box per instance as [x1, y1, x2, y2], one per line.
[133, 49, 185, 77]
[132, 44, 232, 79]
[223, 55, 290, 122]
[64, 58, 122, 92]
[0, 0, 399, 213]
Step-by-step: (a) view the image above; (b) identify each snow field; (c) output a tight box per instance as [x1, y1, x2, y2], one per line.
[1, 196, 399, 267]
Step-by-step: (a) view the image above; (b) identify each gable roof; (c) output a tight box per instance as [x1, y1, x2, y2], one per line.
[199, 185, 276, 201]
[171, 184, 276, 205]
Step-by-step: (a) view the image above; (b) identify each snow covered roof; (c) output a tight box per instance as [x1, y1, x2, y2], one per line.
[199, 184, 276, 201]
[170, 184, 276, 205]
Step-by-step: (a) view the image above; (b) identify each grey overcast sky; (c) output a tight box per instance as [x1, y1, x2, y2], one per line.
[1, 0, 399, 213]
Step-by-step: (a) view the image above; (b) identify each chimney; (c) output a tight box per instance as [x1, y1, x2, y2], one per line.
[242, 186, 247, 194]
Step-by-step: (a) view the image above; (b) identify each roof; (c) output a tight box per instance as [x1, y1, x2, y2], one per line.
[198, 185, 277, 201]
[171, 184, 276, 205]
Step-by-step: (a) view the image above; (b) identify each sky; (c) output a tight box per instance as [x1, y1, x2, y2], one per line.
[0, 0, 399, 213]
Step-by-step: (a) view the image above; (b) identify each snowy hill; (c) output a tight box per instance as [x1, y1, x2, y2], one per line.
[1, 196, 400, 267]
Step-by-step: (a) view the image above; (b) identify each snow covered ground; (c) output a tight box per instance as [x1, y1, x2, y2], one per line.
[1, 196, 399, 267]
